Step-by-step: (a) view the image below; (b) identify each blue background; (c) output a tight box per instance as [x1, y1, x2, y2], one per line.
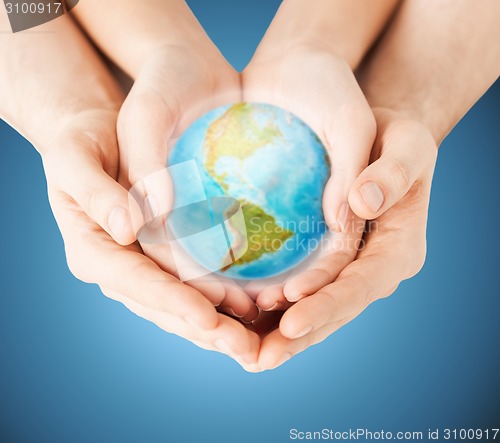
[1, 1, 499, 442]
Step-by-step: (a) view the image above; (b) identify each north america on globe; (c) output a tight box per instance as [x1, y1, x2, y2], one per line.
[168, 102, 330, 279]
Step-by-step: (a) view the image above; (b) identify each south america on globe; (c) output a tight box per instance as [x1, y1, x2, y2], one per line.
[167, 102, 330, 279]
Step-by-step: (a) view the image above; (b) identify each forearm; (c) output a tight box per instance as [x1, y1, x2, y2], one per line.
[71, 0, 220, 78]
[0, 11, 122, 151]
[359, 0, 500, 144]
[251, 0, 401, 69]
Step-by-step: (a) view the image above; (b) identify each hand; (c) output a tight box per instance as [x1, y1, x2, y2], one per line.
[242, 45, 376, 310]
[254, 109, 437, 370]
[117, 45, 259, 322]
[0, 8, 262, 369]
[43, 109, 261, 369]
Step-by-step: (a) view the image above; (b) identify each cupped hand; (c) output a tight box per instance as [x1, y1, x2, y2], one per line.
[255, 109, 438, 370]
[242, 45, 376, 310]
[117, 45, 259, 322]
[43, 108, 261, 369]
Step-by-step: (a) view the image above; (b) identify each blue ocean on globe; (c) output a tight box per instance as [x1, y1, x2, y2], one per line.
[167, 102, 330, 280]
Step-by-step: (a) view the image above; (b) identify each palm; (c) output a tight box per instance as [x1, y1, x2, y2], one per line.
[242, 47, 376, 309]
[44, 109, 261, 369]
[115, 46, 259, 322]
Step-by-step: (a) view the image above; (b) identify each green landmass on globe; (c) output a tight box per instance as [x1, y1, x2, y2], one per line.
[205, 103, 294, 269]
[205, 102, 282, 190]
[169, 102, 330, 279]
[222, 200, 294, 271]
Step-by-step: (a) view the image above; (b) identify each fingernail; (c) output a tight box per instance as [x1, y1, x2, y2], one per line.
[108, 206, 128, 239]
[337, 202, 350, 232]
[144, 195, 159, 222]
[242, 309, 259, 323]
[262, 301, 283, 312]
[359, 182, 384, 213]
[214, 338, 233, 355]
[226, 307, 244, 318]
[294, 325, 313, 338]
[286, 293, 303, 303]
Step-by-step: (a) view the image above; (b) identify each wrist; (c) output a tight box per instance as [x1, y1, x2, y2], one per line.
[72, 0, 221, 78]
[252, 0, 401, 71]
[253, 30, 361, 71]
[248, 36, 355, 82]
[368, 100, 449, 146]
[0, 14, 124, 152]
[40, 108, 120, 163]
[371, 106, 441, 150]
[10, 98, 121, 156]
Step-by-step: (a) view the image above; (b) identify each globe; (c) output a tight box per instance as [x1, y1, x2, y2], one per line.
[167, 102, 330, 280]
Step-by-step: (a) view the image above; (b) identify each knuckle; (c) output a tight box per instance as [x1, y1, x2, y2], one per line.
[128, 262, 177, 311]
[362, 110, 377, 140]
[387, 157, 412, 194]
[347, 269, 376, 305]
[317, 250, 355, 280]
[323, 291, 341, 323]
[127, 168, 149, 188]
[81, 187, 105, 223]
[320, 289, 352, 325]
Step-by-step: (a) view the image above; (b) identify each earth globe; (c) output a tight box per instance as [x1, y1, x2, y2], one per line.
[167, 102, 330, 280]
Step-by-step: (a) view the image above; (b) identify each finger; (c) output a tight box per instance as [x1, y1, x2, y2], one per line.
[245, 270, 296, 311]
[93, 247, 219, 331]
[278, 99, 374, 301]
[278, 251, 410, 340]
[281, 99, 374, 296]
[189, 278, 259, 323]
[118, 86, 176, 234]
[282, 219, 364, 302]
[208, 315, 261, 365]
[218, 283, 260, 323]
[143, 242, 259, 322]
[255, 284, 291, 312]
[246, 310, 284, 337]
[257, 316, 353, 370]
[349, 118, 437, 220]
[43, 143, 142, 246]
[244, 271, 294, 302]
[321, 101, 375, 232]
[245, 53, 375, 233]
[117, 68, 240, 224]
[117, 68, 255, 321]
[50, 194, 218, 331]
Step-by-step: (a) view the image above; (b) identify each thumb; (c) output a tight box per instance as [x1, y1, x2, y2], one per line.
[348, 119, 437, 220]
[117, 85, 177, 240]
[43, 143, 142, 246]
[321, 104, 375, 232]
